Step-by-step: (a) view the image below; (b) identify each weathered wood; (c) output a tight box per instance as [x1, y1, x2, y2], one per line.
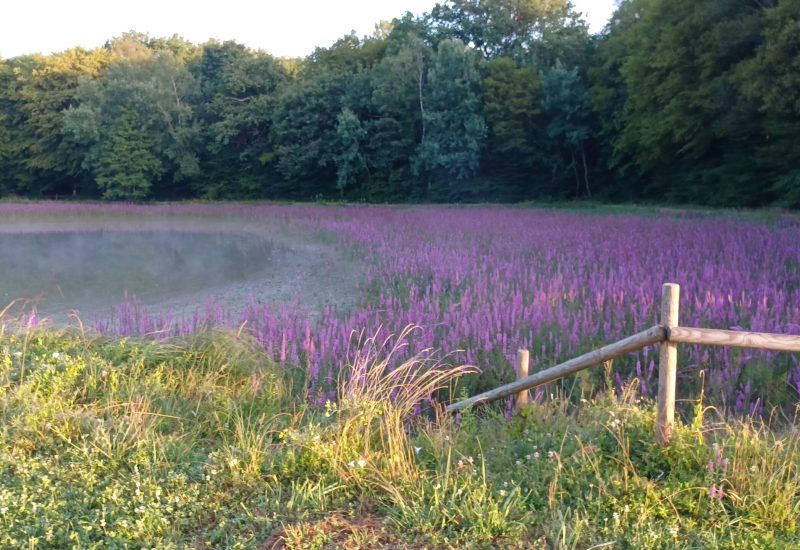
[656, 283, 680, 446]
[669, 326, 800, 353]
[515, 349, 530, 410]
[446, 325, 666, 412]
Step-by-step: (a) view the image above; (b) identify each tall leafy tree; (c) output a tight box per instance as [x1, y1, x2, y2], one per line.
[271, 71, 346, 197]
[333, 107, 368, 196]
[734, 0, 800, 207]
[598, 0, 768, 204]
[193, 41, 287, 198]
[430, 0, 588, 66]
[362, 32, 430, 200]
[91, 109, 164, 200]
[482, 57, 546, 197]
[0, 48, 111, 196]
[415, 39, 486, 199]
[64, 52, 199, 199]
[541, 63, 592, 197]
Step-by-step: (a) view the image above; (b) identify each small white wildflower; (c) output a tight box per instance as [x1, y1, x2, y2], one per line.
[348, 461, 355, 468]
[610, 419, 619, 429]
[515, 460, 522, 466]
[503, 481, 509, 488]
[533, 451, 540, 459]
[547, 451, 555, 459]
[414, 446, 422, 454]
[13, 351, 22, 358]
[357, 459, 366, 468]
[499, 489, 507, 496]
[51, 352, 61, 359]
[526, 454, 532, 460]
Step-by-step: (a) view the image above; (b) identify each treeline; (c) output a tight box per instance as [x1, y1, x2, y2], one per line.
[1, 0, 798, 206]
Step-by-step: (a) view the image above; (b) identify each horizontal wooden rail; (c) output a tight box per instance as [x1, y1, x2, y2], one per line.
[668, 326, 800, 353]
[446, 325, 666, 413]
[447, 282, 800, 445]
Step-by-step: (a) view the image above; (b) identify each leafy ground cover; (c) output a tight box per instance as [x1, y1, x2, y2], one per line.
[1, 327, 798, 549]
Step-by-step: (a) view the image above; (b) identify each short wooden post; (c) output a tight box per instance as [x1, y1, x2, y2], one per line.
[656, 283, 680, 446]
[515, 349, 530, 410]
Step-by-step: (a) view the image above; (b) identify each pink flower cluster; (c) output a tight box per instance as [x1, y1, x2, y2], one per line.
[4, 202, 798, 413]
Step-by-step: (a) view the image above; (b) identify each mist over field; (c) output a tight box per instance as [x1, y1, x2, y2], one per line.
[0, 229, 274, 315]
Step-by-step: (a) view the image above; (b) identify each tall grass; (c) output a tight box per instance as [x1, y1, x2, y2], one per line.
[1, 322, 798, 548]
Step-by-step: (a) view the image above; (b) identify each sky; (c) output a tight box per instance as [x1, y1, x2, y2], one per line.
[0, 0, 617, 60]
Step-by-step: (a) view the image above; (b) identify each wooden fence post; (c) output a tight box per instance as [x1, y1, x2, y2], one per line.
[515, 349, 530, 410]
[656, 283, 680, 446]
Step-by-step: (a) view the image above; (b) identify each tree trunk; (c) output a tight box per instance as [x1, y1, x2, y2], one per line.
[571, 152, 580, 197]
[581, 146, 591, 197]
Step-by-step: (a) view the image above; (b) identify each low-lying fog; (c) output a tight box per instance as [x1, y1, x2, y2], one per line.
[0, 216, 360, 324]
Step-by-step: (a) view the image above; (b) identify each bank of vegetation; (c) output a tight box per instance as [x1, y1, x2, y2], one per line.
[1, 0, 798, 207]
[1, 327, 798, 548]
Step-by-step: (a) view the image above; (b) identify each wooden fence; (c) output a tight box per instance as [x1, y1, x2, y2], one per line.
[446, 283, 800, 446]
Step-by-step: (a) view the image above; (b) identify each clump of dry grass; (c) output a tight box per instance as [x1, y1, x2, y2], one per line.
[329, 325, 478, 485]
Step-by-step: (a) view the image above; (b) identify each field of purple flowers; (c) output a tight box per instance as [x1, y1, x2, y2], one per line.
[4, 202, 800, 415]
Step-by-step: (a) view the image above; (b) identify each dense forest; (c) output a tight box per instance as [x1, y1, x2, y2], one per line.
[0, 0, 798, 206]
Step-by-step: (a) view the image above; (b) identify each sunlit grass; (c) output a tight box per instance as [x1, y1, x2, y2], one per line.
[0, 324, 798, 548]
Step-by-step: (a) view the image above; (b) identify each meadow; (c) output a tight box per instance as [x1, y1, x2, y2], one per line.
[1, 202, 799, 548]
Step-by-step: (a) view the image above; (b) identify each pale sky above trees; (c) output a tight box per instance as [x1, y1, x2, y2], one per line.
[0, 0, 615, 59]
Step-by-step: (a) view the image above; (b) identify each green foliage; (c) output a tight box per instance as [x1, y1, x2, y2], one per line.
[1, 0, 799, 206]
[360, 34, 429, 200]
[192, 41, 287, 198]
[0, 49, 111, 196]
[430, 0, 589, 66]
[271, 72, 345, 198]
[63, 52, 199, 200]
[0, 328, 799, 548]
[415, 39, 486, 199]
[589, 0, 798, 206]
[92, 110, 164, 200]
[541, 63, 592, 198]
[333, 108, 367, 195]
[482, 58, 545, 198]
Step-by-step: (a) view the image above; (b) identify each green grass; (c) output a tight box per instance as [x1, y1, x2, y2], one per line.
[1, 326, 798, 549]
